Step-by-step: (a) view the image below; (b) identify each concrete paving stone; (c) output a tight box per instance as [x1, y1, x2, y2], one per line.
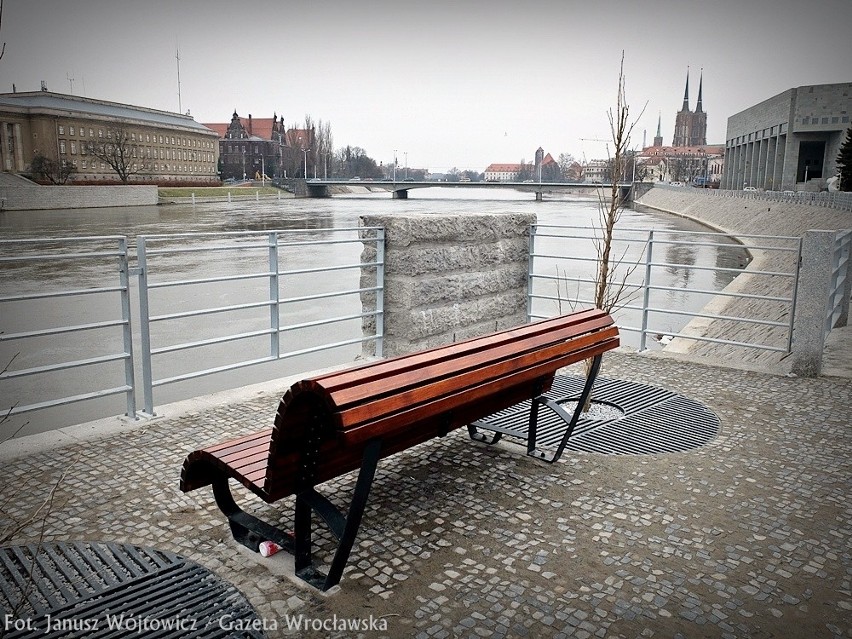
[1, 351, 850, 638]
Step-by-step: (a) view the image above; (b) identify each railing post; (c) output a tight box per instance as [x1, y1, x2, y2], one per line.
[374, 228, 385, 358]
[832, 230, 851, 328]
[639, 230, 654, 351]
[117, 237, 137, 419]
[136, 237, 156, 415]
[791, 230, 835, 377]
[527, 224, 536, 322]
[268, 232, 280, 359]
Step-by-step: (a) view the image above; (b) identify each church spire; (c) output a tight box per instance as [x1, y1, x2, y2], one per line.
[681, 67, 690, 111]
[696, 68, 704, 113]
[656, 112, 662, 137]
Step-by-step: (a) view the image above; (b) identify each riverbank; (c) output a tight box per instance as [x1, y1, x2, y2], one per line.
[635, 186, 850, 374]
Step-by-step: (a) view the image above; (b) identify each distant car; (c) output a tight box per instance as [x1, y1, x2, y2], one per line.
[459, 177, 471, 182]
[523, 179, 535, 183]
[782, 190, 796, 196]
[404, 178, 415, 182]
[350, 176, 361, 181]
[669, 181, 683, 187]
[743, 186, 758, 192]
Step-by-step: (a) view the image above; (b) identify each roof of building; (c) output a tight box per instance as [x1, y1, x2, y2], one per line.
[0, 91, 216, 134]
[202, 116, 282, 141]
[485, 163, 524, 172]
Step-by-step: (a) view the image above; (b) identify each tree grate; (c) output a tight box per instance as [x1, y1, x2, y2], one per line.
[476, 375, 720, 455]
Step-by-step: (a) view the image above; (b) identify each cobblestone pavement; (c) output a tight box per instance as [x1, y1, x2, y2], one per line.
[1, 351, 850, 638]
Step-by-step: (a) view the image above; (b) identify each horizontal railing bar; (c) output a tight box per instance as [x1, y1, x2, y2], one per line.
[139, 226, 382, 241]
[0, 286, 125, 303]
[280, 286, 381, 305]
[7, 386, 133, 416]
[532, 225, 802, 241]
[0, 319, 127, 341]
[643, 284, 792, 302]
[532, 274, 599, 285]
[150, 300, 274, 322]
[642, 306, 789, 328]
[151, 356, 279, 387]
[0, 235, 127, 244]
[0, 250, 125, 262]
[530, 253, 608, 264]
[646, 261, 794, 277]
[142, 236, 372, 257]
[640, 331, 789, 353]
[151, 334, 376, 388]
[146, 271, 273, 289]
[278, 311, 379, 333]
[278, 261, 377, 277]
[151, 328, 275, 355]
[0, 353, 130, 379]
[646, 239, 798, 252]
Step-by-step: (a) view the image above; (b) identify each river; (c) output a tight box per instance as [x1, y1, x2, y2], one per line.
[0, 187, 745, 436]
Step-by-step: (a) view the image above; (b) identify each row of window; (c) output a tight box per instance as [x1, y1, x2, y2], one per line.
[58, 139, 214, 163]
[801, 115, 849, 125]
[57, 123, 215, 149]
[62, 158, 215, 174]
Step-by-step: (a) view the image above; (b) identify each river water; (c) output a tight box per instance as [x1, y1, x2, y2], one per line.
[0, 188, 744, 436]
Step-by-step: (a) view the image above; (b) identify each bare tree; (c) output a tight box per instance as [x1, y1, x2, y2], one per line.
[29, 153, 76, 185]
[84, 125, 147, 183]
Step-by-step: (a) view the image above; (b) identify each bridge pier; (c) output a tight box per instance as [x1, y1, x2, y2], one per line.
[392, 189, 409, 199]
[535, 191, 543, 202]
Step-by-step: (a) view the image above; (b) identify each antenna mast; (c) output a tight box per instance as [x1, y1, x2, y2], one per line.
[176, 44, 182, 114]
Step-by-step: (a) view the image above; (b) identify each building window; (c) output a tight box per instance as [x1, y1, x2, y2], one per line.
[58, 125, 65, 135]
[80, 144, 86, 155]
[82, 160, 87, 169]
[69, 126, 75, 136]
[822, 117, 829, 124]
[70, 142, 77, 154]
[99, 129, 104, 138]
[59, 140, 66, 154]
[832, 117, 839, 124]
[131, 133, 136, 141]
[89, 128, 94, 137]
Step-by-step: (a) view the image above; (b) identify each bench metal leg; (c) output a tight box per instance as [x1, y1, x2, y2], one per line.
[211, 479, 295, 554]
[528, 354, 603, 463]
[467, 423, 503, 445]
[294, 438, 383, 591]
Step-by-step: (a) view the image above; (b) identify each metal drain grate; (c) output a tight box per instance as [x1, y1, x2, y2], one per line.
[0, 542, 266, 638]
[476, 375, 719, 455]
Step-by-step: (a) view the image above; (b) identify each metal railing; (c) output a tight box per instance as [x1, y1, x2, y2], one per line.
[0, 236, 137, 418]
[1, 228, 385, 427]
[654, 182, 852, 212]
[527, 225, 802, 354]
[827, 229, 851, 333]
[135, 228, 385, 415]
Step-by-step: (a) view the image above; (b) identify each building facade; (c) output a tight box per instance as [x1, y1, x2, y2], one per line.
[673, 70, 707, 147]
[721, 83, 852, 191]
[204, 112, 304, 180]
[0, 91, 219, 184]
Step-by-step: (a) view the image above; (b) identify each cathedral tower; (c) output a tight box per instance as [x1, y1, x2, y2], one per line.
[672, 68, 707, 147]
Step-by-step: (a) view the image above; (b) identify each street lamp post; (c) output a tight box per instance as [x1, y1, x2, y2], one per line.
[302, 148, 308, 179]
[393, 149, 397, 183]
[404, 152, 408, 180]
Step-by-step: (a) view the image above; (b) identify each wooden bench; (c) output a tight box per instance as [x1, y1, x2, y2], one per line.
[180, 309, 619, 590]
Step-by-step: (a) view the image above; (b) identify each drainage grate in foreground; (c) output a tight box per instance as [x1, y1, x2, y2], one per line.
[476, 375, 720, 455]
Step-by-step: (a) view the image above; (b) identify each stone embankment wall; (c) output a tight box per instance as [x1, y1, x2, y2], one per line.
[360, 212, 534, 357]
[636, 187, 850, 372]
[0, 175, 157, 210]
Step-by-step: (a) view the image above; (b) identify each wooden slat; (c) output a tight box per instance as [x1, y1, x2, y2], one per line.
[303, 310, 608, 395]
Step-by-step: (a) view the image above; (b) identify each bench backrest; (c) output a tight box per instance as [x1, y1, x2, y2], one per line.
[262, 310, 618, 499]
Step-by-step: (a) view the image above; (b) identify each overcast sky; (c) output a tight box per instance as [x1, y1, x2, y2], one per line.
[1, 0, 850, 172]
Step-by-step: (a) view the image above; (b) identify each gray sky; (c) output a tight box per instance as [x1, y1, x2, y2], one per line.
[1, 0, 850, 172]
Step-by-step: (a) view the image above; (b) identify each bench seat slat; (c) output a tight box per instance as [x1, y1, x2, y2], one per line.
[313, 315, 614, 412]
[334, 327, 618, 432]
[339, 333, 619, 447]
[306, 310, 608, 399]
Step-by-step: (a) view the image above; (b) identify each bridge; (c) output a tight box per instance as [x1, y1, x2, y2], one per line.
[296, 178, 639, 201]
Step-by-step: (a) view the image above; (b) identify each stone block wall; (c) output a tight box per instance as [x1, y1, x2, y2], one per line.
[1, 183, 157, 210]
[360, 212, 535, 357]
